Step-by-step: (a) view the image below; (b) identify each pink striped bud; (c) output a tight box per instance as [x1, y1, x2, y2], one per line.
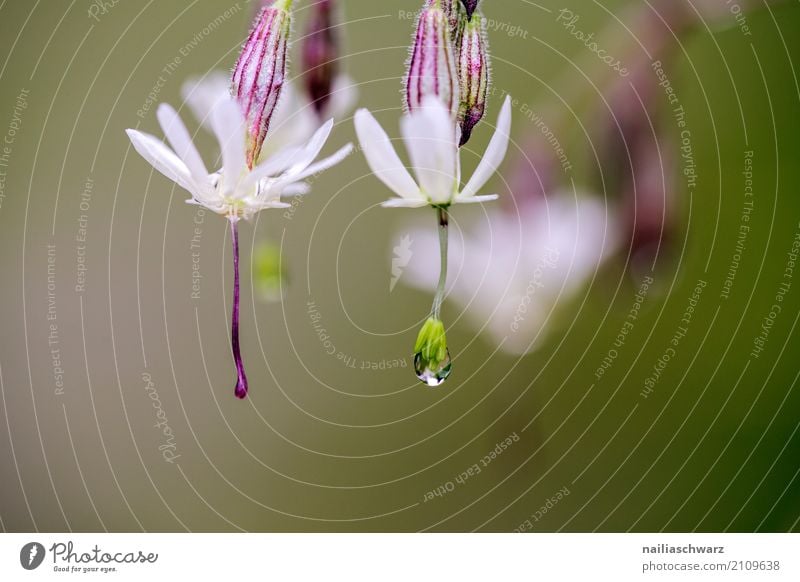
[301, 0, 338, 115]
[232, 0, 292, 168]
[460, 0, 479, 19]
[405, 1, 460, 117]
[456, 11, 490, 146]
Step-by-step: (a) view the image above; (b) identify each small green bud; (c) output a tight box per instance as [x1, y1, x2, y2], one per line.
[253, 242, 287, 302]
[415, 317, 448, 363]
[414, 317, 452, 386]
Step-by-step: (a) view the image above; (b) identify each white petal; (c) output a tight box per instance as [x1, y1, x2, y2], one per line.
[279, 143, 353, 184]
[354, 108, 420, 199]
[210, 99, 247, 195]
[454, 194, 499, 204]
[156, 103, 208, 178]
[244, 146, 305, 187]
[382, 197, 429, 208]
[282, 183, 311, 196]
[285, 118, 334, 176]
[126, 129, 196, 195]
[181, 72, 230, 128]
[460, 95, 512, 199]
[328, 74, 359, 118]
[264, 80, 318, 153]
[401, 97, 458, 204]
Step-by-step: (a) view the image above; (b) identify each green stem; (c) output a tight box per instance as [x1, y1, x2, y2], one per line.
[431, 206, 449, 320]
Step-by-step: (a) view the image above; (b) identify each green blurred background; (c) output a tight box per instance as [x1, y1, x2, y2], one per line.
[0, 0, 798, 532]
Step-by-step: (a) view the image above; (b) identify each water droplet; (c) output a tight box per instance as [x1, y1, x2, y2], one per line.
[414, 350, 452, 387]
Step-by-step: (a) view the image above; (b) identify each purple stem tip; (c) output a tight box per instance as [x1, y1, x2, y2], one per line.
[230, 219, 249, 399]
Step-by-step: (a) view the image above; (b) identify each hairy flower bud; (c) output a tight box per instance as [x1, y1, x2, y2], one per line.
[232, 0, 292, 168]
[431, 0, 465, 42]
[405, 1, 460, 117]
[460, 0, 479, 19]
[302, 0, 338, 115]
[456, 11, 490, 146]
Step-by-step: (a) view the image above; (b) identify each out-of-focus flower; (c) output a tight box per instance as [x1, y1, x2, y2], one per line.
[456, 11, 490, 146]
[401, 193, 620, 354]
[354, 96, 511, 208]
[126, 0, 353, 399]
[405, 0, 460, 117]
[302, 0, 338, 114]
[253, 241, 287, 301]
[182, 73, 358, 160]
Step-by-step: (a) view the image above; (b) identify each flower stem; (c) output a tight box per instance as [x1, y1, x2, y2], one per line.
[230, 218, 249, 399]
[431, 206, 449, 320]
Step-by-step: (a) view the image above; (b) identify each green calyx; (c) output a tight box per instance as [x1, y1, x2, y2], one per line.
[273, 0, 293, 11]
[414, 317, 448, 365]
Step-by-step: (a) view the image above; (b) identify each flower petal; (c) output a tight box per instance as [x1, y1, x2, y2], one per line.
[460, 95, 512, 199]
[210, 98, 247, 195]
[285, 118, 334, 176]
[382, 198, 430, 208]
[354, 108, 420, 200]
[454, 193, 498, 204]
[126, 129, 196, 195]
[156, 103, 208, 178]
[282, 183, 311, 196]
[400, 96, 457, 204]
[264, 80, 318, 153]
[244, 145, 305, 187]
[181, 72, 230, 128]
[280, 143, 353, 183]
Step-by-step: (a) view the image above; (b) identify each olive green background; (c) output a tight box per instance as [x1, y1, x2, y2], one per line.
[0, 0, 798, 532]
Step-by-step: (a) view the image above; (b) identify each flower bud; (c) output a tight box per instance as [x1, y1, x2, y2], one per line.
[302, 0, 338, 115]
[432, 0, 465, 42]
[405, 1, 460, 117]
[232, 0, 292, 168]
[460, 0, 479, 20]
[254, 241, 287, 302]
[414, 317, 452, 387]
[456, 11, 490, 146]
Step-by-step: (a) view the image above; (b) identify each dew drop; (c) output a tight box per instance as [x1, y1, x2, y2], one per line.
[414, 350, 453, 387]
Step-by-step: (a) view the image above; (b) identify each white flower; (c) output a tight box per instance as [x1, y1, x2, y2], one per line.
[125, 96, 353, 221]
[354, 95, 512, 208]
[181, 71, 358, 158]
[399, 192, 620, 354]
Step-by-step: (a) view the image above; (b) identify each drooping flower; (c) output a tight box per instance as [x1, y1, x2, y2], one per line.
[127, 100, 352, 221]
[456, 11, 490, 146]
[126, 99, 351, 399]
[354, 95, 511, 208]
[405, 0, 460, 117]
[126, 0, 352, 399]
[358, 0, 509, 386]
